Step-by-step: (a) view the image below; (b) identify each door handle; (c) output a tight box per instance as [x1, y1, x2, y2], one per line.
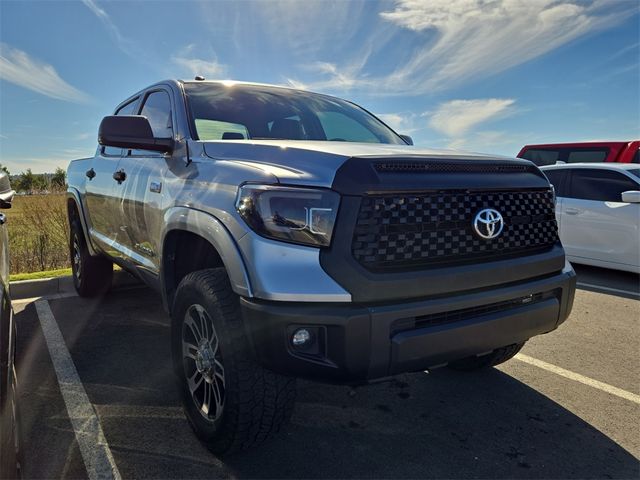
[565, 208, 580, 215]
[86, 168, 96, 180]
[113, 170, 126, 184]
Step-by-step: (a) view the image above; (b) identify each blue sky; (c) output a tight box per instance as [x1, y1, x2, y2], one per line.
[0, 0, 638, 173]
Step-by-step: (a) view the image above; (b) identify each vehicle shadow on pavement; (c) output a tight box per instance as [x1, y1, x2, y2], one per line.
[229, 370, 638, 479]
[16, 288, 639, 479]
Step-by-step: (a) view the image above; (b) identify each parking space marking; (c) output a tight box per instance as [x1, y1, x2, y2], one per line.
[34, 299, 122, 480]
[576, 282, 640, 298]
[514, 353, 640, 404]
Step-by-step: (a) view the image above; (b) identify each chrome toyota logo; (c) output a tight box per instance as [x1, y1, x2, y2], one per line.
[473, 208, 504, 239]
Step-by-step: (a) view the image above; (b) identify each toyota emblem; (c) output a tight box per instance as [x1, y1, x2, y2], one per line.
[473, 208, 504, 239]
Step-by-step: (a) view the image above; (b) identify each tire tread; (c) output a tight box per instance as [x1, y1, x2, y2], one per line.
[173, 268, 296, 455]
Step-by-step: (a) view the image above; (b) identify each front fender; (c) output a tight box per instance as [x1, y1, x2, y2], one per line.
[161, 207, 252, 299]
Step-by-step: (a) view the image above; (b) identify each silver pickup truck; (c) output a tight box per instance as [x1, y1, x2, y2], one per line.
[67, 79, 576, 454]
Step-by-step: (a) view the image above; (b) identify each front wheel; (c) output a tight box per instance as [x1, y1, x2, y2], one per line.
[448, 342, 526, 371]
[69, 220, 113, 297]
[171, 268, 296, 455]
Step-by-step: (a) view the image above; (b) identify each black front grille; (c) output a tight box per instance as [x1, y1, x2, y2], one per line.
[392, 290, 558, 335]
[352, 189, 558, 271]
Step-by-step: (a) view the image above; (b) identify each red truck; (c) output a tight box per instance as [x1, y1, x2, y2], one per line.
[517, 141, 639, 166]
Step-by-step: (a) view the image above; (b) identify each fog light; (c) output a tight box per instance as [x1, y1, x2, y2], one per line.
[291, 328, 311, 347]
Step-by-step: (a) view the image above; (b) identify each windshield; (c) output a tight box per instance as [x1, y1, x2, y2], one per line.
[184, 83, 405, 144]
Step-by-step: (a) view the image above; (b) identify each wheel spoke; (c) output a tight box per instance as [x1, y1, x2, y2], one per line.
[214, 359, 225, 383]
[210, 330, 219, 354]
[202, 381, 212, 415]
[197, 307, 209, 343]
[184, 314, 202, 342]
[212, 379, 223, 413]
[182, 341, 198, 360]
[187, 369, 203, 395]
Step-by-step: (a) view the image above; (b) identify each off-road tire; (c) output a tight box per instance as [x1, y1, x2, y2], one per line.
[171, 268, 296, 455]
[69, 220, 113, 297]
[448, 342, 526, 371]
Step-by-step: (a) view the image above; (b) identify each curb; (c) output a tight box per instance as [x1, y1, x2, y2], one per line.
[10, 270, 141, 300]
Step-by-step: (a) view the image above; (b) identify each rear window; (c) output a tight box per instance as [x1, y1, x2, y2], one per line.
[520, 149, 559, 166]
[567, 148, 609, 163]
[627, 168, 640, 179]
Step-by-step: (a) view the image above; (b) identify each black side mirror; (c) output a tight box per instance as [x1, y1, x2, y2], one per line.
[98, 115, 174, 153]
[399, 134, 413, 145]
[0, 172, 15, 209]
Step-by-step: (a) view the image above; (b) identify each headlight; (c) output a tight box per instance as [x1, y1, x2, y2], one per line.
[236, 185, 340, 247]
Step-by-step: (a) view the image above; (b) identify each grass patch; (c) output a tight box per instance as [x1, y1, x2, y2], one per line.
[7, 193, 69, 275]
[10, 267, 72, 282]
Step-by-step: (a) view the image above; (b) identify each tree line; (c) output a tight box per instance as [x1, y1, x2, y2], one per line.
[1, 164, 67, 193]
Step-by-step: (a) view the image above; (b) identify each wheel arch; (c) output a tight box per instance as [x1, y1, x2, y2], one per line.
[66, 188, 97, 256]
[161, 207, 252, 311]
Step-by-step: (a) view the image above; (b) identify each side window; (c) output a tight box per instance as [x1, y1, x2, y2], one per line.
[103, 98, 139, 156]
[140, 91, 173, 139]
[317, 111, 379, 143]
[520, 149, 560, 166]
[568, 169, 638, 202]
[543, 169, 568, 197]
[566, 148, 609, 163]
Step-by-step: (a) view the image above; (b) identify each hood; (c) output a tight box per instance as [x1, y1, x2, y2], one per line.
[202, 140, 517, 188]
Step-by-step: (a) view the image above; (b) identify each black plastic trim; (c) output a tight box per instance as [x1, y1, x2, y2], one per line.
[331, 156, 549, 196]
[240, 268, 576, 384]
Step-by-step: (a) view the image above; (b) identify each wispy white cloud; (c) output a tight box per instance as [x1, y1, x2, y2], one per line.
[171, 48, 227, 79]
[0, 43, 91, 103]
[609, 41, 640, 61]
[378, 0, 631, 92]
[81, 0, 140, 58]
[287, 61, 371, 91]
[428, 99, 516, 138]
[238, 1, 369, 57]
[376, 112, 421, 134]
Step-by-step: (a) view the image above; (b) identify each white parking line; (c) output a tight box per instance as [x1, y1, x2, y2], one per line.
[514, 353, 640, 405]
[576, 282, 640, 298]
[34, 300, 122, 480]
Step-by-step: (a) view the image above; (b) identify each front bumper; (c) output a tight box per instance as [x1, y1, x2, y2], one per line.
[241, 263, 576, 383]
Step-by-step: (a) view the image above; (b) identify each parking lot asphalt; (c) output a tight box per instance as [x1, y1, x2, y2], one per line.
[12, 264, 640, 479]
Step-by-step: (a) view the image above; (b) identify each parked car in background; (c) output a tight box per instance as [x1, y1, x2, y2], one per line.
[0, 172, 21, 478]
[541, 163, 640, 274]
[518, 141, 639, 166]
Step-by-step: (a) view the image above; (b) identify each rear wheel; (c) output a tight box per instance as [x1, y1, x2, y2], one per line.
[69, 220, 113, 297]
[448, 342, 526, 371]
[171, 268, 296, 455]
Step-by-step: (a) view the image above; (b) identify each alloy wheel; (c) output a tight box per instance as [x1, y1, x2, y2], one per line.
[182, 304, 225, 421]
[72, 234, 82, 282]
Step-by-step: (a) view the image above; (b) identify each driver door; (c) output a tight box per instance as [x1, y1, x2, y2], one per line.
[112, 89, 174, 274]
